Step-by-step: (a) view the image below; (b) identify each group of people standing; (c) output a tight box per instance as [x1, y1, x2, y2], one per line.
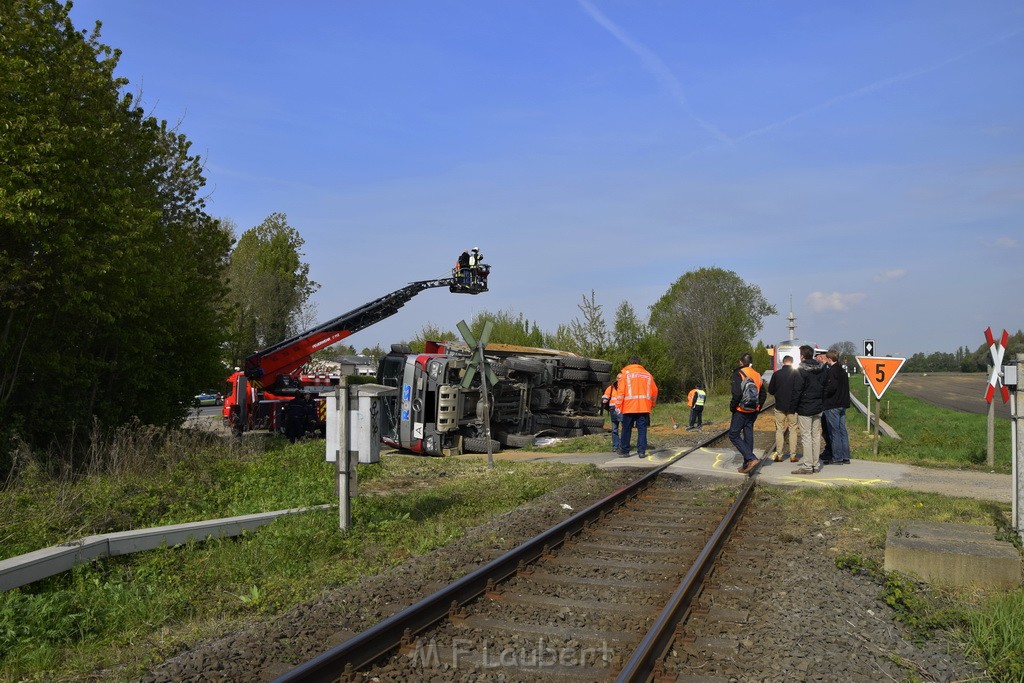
[600, 346, 851, 474]
[765, 345, 851, 474]
[601, 357, 658, 458]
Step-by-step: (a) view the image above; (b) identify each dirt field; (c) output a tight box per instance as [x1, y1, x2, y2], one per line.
[889, 371, 1012, 419]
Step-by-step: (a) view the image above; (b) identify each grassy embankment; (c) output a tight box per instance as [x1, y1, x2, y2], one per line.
[0, 432, 613, 682]
[1, 389, 1020, 681]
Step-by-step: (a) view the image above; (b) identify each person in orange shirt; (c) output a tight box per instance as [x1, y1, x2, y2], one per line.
[617, 357, 658, 458]
[602, 375, 623, 452]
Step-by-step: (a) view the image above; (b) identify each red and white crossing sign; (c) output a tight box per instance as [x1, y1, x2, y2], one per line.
[856, 356, 906, 400]
[984, 327, 1010, 404]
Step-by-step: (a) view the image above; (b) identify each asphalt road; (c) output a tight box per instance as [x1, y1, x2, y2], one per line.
[888, 372, 1012, 420]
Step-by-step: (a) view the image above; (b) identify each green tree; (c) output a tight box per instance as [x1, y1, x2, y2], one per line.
[609, 301, 679, 400]
[467, 309, 545, 348]
[224, 213, 318, 366]
[407, 323, 458, 353]
[550, 290, 610, 359]
[649, 268, 776, 392]
[0, 0, 231, 470]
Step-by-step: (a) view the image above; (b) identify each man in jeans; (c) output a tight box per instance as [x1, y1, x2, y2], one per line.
[822, 350, 852, 464]
[731, 353, 766, 474]
[617, 357, 658, 458]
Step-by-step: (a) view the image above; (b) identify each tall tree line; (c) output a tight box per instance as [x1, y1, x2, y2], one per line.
[0, 1, 231, 471]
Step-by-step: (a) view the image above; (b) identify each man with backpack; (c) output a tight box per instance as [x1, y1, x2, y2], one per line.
[730, 353, 766, 474]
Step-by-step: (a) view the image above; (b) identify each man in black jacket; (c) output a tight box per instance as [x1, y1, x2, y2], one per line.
[792, 345, 827, 474]
[822, 350, 852, 464]
[730, 353, 767, 474]
[767, 355, 799, 462]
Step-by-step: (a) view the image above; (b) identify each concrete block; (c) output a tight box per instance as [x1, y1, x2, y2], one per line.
[885, 521, 1022, 589]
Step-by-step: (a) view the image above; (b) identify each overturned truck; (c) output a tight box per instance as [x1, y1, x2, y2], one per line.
[378, 341, 612, 455]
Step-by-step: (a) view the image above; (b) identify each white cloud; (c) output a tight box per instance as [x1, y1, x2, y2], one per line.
[806, 291, 866, 313]
[994, 236, 1018, 249]
[874, 268, 907, 283]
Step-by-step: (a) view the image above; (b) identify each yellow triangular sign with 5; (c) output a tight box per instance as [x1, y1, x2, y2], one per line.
[855, 356, 907, 399]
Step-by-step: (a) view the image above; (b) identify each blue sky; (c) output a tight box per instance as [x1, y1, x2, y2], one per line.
[70, 1, 1023, 359]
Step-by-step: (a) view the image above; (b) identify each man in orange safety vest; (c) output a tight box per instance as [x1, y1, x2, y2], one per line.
[617, 357, 658, 458]
[602, 374, 623, 451]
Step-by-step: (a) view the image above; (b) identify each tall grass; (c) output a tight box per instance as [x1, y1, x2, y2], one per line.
[965, 589, 1024, 681]
[0, 440, 603, 682]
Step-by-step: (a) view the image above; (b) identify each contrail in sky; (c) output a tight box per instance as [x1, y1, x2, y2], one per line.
[576, 0, 732, 145]
[734, 26, 1024, 144]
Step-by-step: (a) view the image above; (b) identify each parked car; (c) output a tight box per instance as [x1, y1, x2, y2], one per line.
[194, 391, 223, 407]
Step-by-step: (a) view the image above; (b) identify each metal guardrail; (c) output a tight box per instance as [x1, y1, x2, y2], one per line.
[0, 505, 330, 591]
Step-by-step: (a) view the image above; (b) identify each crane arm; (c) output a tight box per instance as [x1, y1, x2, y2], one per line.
[244, 271, 487, 392]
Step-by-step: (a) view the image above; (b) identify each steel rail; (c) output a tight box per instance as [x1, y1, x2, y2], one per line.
[272, 428, 729, 683]
[615, 444, 766, 682]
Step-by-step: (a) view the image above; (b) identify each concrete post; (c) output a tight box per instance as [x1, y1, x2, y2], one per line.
[336, 377, 351, 531]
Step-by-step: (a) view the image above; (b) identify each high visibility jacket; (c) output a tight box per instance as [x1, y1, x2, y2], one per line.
[687, 388, 706, 407]
[735, 365, 763, 414]
[603, 384, 623, 411]
[619, 364, 657, 414]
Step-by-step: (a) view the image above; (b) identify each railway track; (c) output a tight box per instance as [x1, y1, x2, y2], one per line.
[273, 424, 770, 683]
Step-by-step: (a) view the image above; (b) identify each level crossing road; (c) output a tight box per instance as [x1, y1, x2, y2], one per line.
[889, 372, 1012, 420]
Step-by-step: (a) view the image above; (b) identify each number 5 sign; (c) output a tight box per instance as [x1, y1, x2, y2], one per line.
[855, 356, 907, 400]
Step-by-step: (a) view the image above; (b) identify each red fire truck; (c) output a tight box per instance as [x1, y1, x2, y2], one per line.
[223, 259, 489, 436]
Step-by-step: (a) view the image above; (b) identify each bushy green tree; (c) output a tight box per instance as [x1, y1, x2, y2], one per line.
[467, 309, 545, 348]
[0, 0, 231, 471]
[649, 268, 776, 392]
[224, 213, 318, 367]
[609, 302, 679, 400]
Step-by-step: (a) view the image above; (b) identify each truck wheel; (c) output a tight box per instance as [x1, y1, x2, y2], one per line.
[498, 432, 535, 448]
[561, 369, 590, 381]
[590, 371, 611, 383]
[505, 357, 545, 374]
[463, 437, 502, 454]
[589, 359, 613, 372]
[559, 356, 590, 369]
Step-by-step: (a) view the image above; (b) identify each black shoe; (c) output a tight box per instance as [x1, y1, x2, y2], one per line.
[617, 450, 629, 457]
[820, 458, 833, 465]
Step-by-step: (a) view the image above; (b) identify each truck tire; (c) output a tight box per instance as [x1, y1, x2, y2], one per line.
[580, 415, 605, 428]
[554, 427, 584, 437]
[590, 371, 611, 383]
[561, 369, 590, 381]
[559, 356, 590, 369]
[505, 357, 546, 374]
[498, 432, 535, 448]
[549, 414, 580, 428]
[589, 359, 613, 372]
[463, 437, 502, 454]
